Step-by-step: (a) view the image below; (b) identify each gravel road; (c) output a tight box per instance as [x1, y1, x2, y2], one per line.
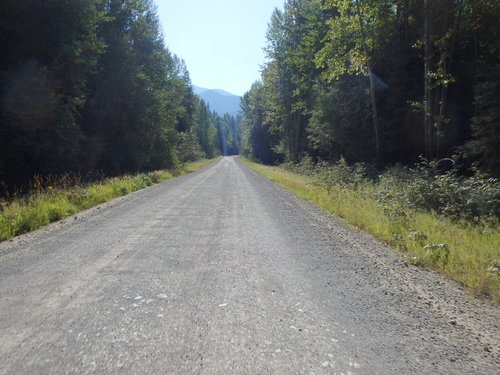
[0, 157, 498, 374]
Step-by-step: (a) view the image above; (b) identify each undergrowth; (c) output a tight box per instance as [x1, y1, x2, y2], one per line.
[241, 157, 500, 304]
[0, 158, 219, 242]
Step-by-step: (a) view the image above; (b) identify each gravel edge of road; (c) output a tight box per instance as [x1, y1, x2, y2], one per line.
[238, 158, 500, 363]
[0, 161, 216, 258]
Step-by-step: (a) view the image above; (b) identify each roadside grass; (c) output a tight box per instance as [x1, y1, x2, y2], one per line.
[240, 158, 500, 304]
[0, 158, 220, 242]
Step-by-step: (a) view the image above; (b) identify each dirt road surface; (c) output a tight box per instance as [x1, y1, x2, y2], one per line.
[0, 157, 498, 374]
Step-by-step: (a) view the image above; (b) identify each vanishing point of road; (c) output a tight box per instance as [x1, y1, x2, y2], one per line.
[0, 157, 498, 374]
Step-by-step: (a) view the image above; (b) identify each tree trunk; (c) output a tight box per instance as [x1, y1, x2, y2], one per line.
[424, 0, 433, 158]
[436, 0, 463, 158]
[294, 111, 301, 161]
[354, 0, 380, 162]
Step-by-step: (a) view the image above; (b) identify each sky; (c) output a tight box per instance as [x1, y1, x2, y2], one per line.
[155, 0, 284, 96]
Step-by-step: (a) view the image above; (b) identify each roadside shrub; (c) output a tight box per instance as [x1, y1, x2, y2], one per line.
[424, 243, 450, 266]
[282, 156, 316, 177]
[423, 174, 499, 221]
[131, 174, 154, 189]
[285, 157, 371, 192]
[373, 163, 500, 223]
[314, 158, 364, 191]
[291, 157, 499, 224]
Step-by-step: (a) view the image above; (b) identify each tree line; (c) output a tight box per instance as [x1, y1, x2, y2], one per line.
[241, 0, 500, 176]
[0, 0, 239, 190]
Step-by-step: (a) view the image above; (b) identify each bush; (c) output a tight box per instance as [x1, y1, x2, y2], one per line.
[284, 157, 372, 192]
[290, 157, 500, 224]
[373, 163, 500, 223]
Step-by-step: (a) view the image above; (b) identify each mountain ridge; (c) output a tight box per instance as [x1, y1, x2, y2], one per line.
[192, 85, 241, 117]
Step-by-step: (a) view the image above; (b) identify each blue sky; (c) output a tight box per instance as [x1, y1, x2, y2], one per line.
[155, 0, 284, 96]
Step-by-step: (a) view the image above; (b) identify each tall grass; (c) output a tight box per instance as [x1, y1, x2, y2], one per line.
[240, 158, 500, 303]
[0, 158, 219, 242]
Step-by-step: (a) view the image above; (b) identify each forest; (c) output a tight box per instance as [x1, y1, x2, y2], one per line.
[0, 0, 239, 191]
[241, 0, 500, 177]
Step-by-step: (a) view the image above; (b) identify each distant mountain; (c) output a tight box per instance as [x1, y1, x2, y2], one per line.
[192, 85, 241, 117]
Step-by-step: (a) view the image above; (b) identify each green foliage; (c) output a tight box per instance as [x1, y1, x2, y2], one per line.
[283, 156, 500, 224]
[468, 55, 500, 175]
[0, 0, 222, 190]
[242, 0, 500, 175]
[176, 132, 206, 163]
[283, 156, 371, 191]
[260, 0, 327, 161]
[424, 243, 450, 266]
[240, 81, 281, 163]
[317, 0, 395, 80]
[212, 112, 241, 156]
[193, 99, 219, 159]
[374, 163, 500, 223]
